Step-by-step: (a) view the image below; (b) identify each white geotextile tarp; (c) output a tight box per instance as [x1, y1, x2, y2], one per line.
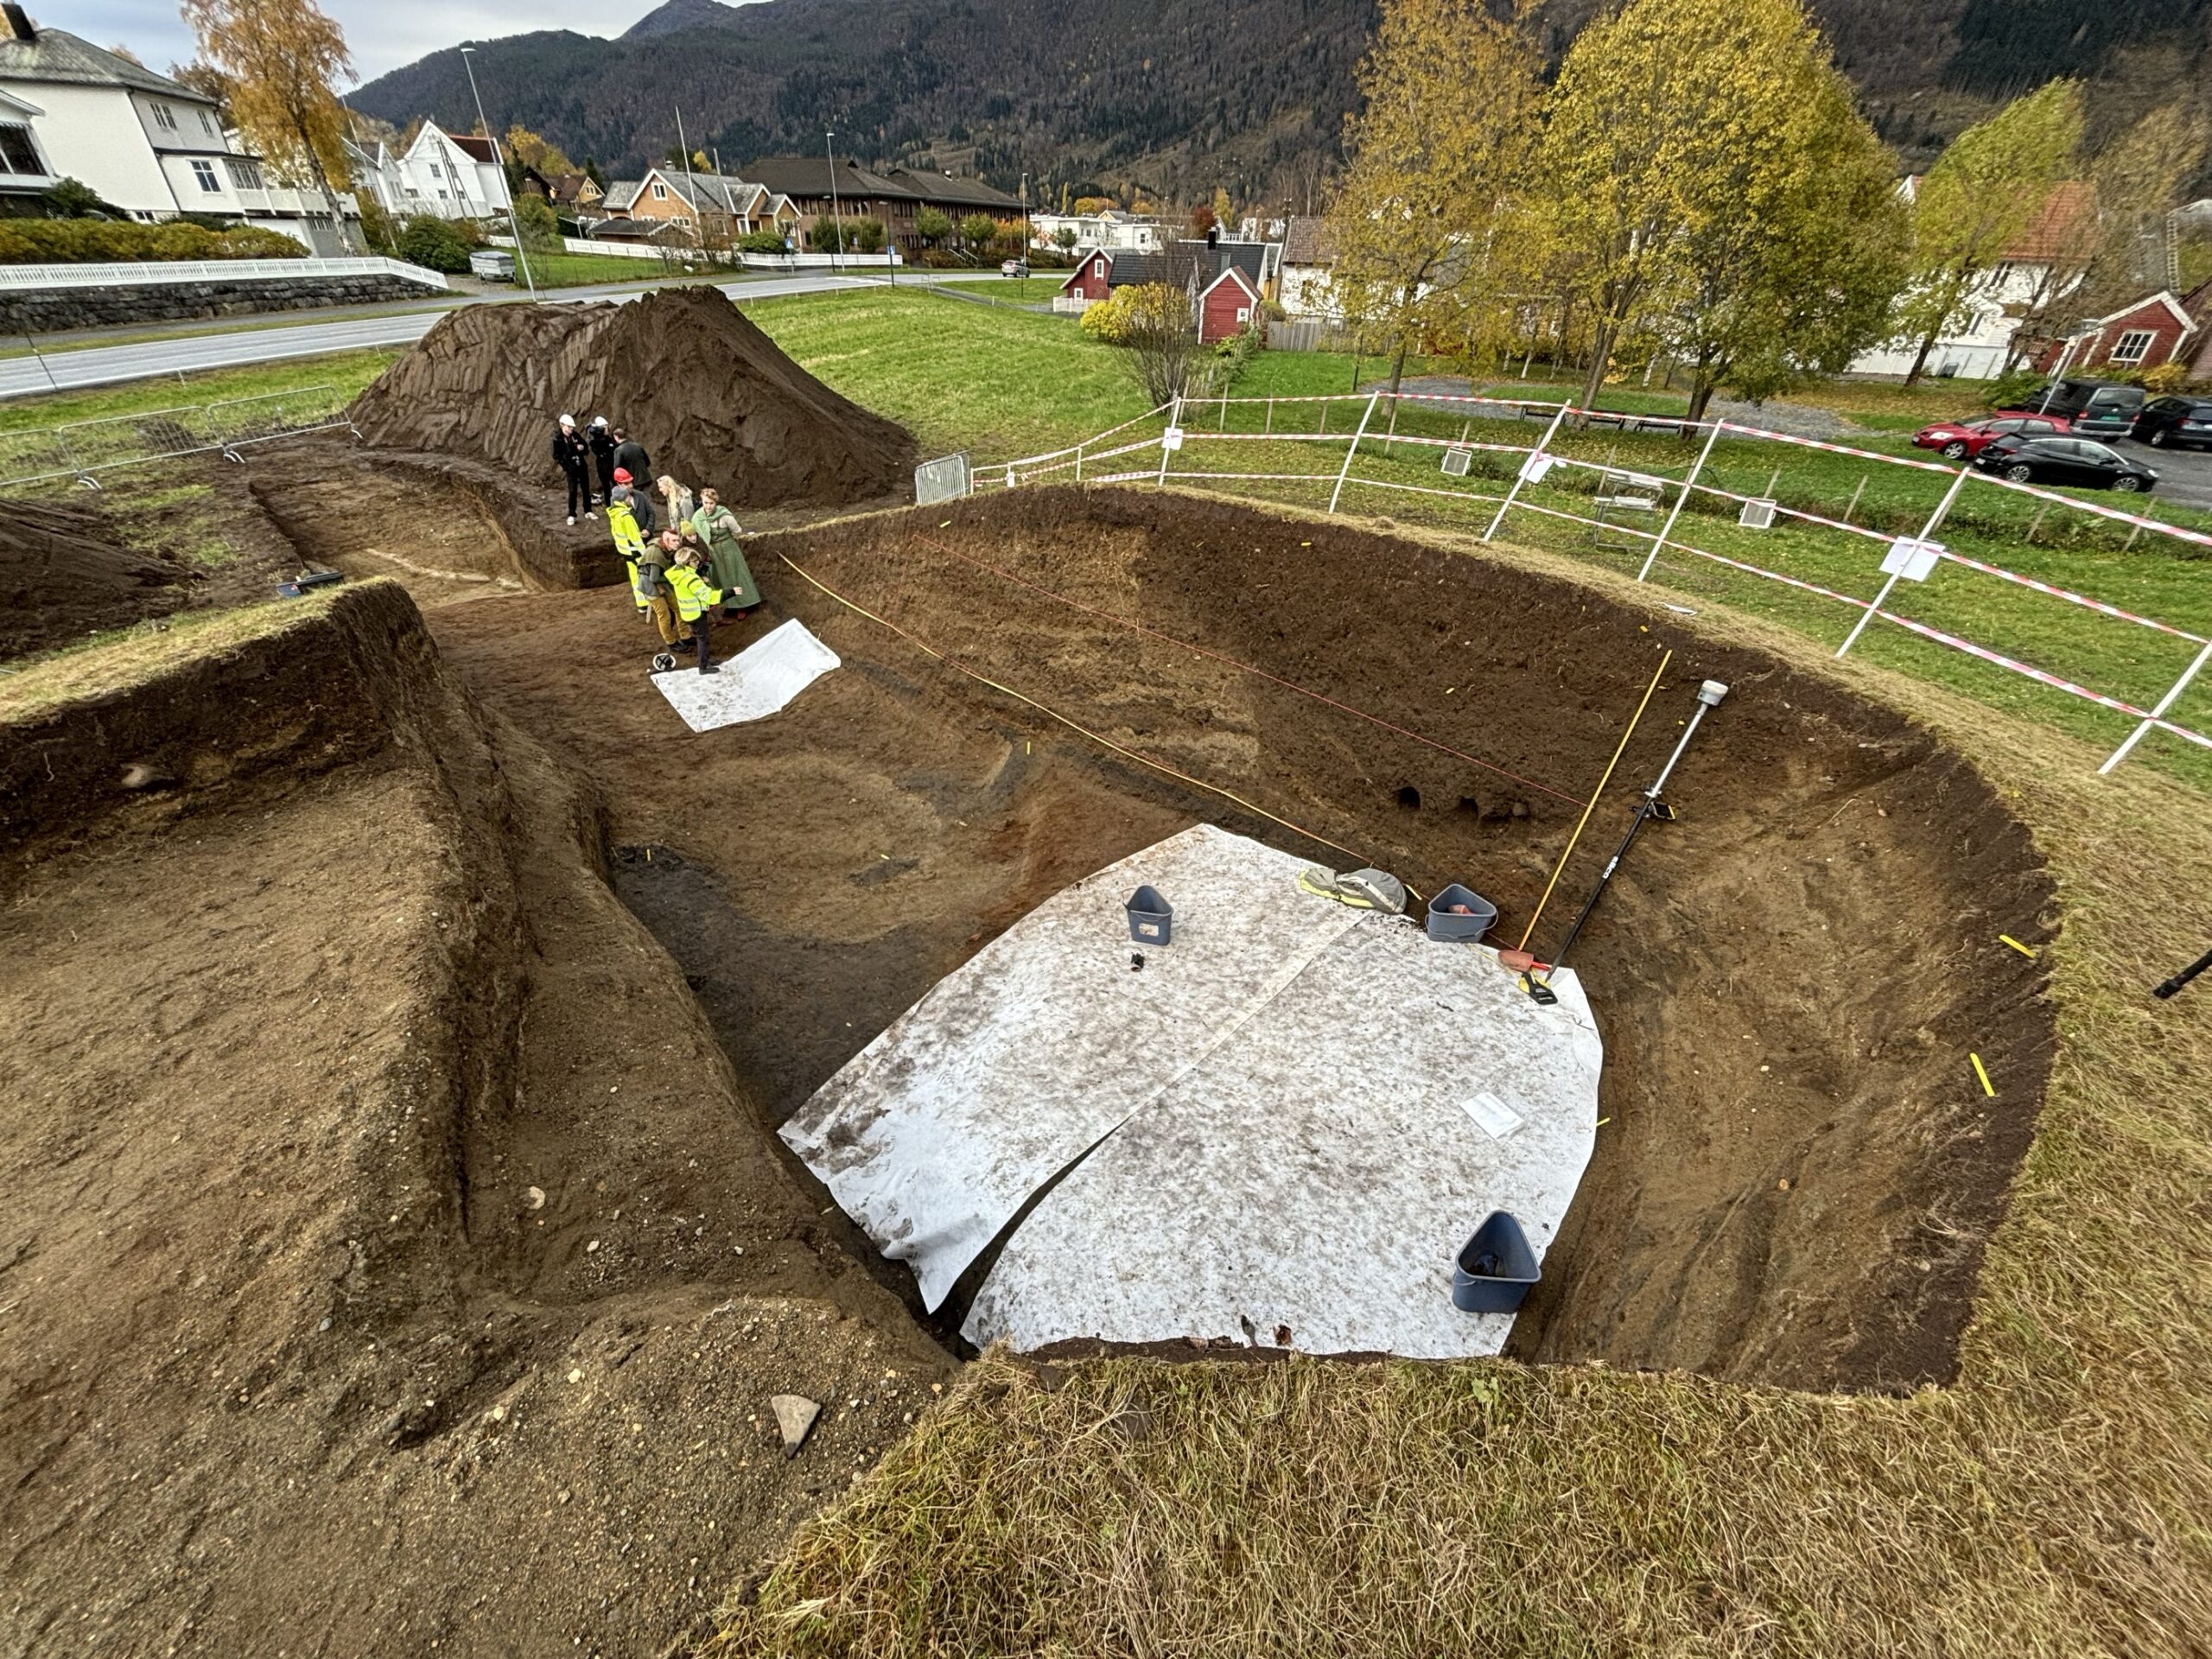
[780, 824, 1603, 1359]
[652, 618, 839, 731]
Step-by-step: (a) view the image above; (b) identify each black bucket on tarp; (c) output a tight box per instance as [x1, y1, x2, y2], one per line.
[1126, 885, 1173, 944]
[1452, 1211, 1540, 1313]
[1426, 884, 1498, 943]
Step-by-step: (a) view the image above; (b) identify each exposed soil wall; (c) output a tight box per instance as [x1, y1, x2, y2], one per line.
[348, 286, 916, 510]
[248, 435, 622, 592]
[0, 497, 188, 660]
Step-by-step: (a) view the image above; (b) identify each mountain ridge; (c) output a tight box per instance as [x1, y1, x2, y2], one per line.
[351, 0, 2209, 204]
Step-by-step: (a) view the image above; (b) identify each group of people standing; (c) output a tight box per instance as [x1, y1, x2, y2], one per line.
[551, 413, 762, 677]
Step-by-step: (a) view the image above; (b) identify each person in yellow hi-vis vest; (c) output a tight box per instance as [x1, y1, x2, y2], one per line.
[664, 545, 724, 675]
[612, 473, 690, 657]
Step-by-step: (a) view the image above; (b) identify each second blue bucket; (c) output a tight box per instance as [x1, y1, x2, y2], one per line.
[1126, 885, 1173, 944]
[1427, 884, 1498, 944]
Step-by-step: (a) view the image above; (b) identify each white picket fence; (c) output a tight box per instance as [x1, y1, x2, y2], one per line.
[0, 257, 448, 290]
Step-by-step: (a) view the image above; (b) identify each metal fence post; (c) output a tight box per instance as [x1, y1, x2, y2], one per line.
[1074, 440, 1084, 483]
[2100, 639, 2212, 775]
[1157, 393, 1181, 489]
[1836, 464, 1969, 659]
[1483, 402, 1570, 543]
[1639, 416, 1724, 582]
[1327, 391, 1380, 514]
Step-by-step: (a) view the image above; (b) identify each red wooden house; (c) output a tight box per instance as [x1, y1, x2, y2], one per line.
[2028, 290, 2198, 374]
[1196, 266, 1262, 344]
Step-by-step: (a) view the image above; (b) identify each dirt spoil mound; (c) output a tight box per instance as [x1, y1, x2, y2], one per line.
[349, 285, 916, 509]
[0, 497, 186, 659]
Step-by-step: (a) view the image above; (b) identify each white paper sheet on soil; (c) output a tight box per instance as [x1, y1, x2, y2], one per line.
[780, 824, 1603, 1359]
[652, 617, 840, 731]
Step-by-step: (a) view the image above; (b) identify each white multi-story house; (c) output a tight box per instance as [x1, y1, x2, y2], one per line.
[0, 10, 354, 251]
[1028, 208, 1166, 255]
[351, 122, 512, 223]
[1850, 180, 2095, 380]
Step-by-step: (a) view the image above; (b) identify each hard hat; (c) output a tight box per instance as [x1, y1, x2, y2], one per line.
[558, 413, 575, 426]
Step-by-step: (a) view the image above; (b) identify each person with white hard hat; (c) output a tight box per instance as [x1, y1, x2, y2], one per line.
[550, 413, 594, 525]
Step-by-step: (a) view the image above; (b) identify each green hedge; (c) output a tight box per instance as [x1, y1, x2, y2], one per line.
[0, 218, 309, 264]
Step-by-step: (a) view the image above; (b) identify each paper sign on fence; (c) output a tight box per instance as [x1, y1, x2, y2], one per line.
[1161, 427, 1185, 452]
[1880, 537, 1943, 582]
[1519, 453, 1554, 484]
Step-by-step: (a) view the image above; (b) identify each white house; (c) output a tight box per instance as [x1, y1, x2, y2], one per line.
[1028, 208, 1166, 255]
[351, 121, 512, 223]
[1278, 216, 1339, 319]
[0, 10, 353, 251]
[1849, 181, 2095, 380]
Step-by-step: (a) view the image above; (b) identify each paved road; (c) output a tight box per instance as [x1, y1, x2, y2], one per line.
[0, 270, 968, 399]
[2113, 436, 2212, 511]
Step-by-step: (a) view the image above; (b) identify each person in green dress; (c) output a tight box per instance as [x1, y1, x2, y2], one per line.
[689, 486, 760, 620]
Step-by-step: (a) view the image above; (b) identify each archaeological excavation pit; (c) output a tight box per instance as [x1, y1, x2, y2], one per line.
[429, 483, 2060, 1392]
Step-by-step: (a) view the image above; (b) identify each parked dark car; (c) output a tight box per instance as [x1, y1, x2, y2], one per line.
[2017, 376, 2146, 437]
[1971, 434, 2159, 493]
[1911, 412, 2071, 460]
[2131, 396, 2212, 452]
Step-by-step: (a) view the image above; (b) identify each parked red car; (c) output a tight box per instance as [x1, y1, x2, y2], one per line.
[1910, 412, 2072, 461]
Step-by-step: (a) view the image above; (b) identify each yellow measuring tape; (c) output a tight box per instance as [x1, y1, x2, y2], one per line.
[1515, 649, 1674, 954]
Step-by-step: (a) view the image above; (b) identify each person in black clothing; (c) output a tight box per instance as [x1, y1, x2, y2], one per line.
[587, 416, 617, 504]
[551, 414, 594, 525]
[611, 428, 654, 532]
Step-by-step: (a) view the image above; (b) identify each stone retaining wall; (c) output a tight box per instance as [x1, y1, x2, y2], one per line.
[0, 272, 439, 333]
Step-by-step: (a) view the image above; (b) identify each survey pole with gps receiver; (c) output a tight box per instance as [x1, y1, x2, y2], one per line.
[1543, 679, 1729, 980]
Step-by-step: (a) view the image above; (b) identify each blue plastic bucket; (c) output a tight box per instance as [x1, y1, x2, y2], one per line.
[1126, 885, 1173, 944]
[1452, 1211, 1540, 1313]
[1427, 884, 1498, 944]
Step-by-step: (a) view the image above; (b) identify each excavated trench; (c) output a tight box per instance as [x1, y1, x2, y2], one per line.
[416, 483, 2059, 1393]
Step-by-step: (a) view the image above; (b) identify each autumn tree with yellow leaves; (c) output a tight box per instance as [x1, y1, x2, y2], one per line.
[1325, 0, 1545, 394]
[1888, 79, 2083, 385]
[1539, 0, 1905, 415]
[181, 0, 358, 254]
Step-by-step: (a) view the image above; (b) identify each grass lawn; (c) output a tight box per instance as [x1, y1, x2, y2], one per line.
[739, 286, 1148, 458]
[0, 350, 400, 436]
[928, 276, 1077, 303]
[511, 250, 735, 289]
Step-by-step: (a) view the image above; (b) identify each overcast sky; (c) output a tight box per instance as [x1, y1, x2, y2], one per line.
[49, 2, 673, 81]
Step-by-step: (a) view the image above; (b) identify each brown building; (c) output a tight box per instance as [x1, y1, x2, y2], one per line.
[737, 156, 1022, 251]
[598, 165, 797, 245]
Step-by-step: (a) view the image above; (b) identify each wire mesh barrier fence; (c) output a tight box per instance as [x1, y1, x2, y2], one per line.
[0, 385, 359, 492]
[982, 390, 2212, 782]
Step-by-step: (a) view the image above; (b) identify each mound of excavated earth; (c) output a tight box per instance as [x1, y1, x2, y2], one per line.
[0, 497, 184, 659]
[349, 285, 915, 509]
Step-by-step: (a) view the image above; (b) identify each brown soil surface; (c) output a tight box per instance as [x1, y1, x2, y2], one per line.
[348, 287, 916, 511]
[0, 584, 952, 1657]
[247, 438, 542, 603]
[0, 497, 188, 659]
[2, 480, 2057, 1656]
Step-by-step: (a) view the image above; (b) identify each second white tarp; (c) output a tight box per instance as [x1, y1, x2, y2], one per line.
[652, 617, 840, 732]
[780, 824, 1604, 1359]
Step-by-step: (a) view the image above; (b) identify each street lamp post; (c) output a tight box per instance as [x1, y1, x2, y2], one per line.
[824, 130, 842, 276]
[459, 46, 538, 300]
